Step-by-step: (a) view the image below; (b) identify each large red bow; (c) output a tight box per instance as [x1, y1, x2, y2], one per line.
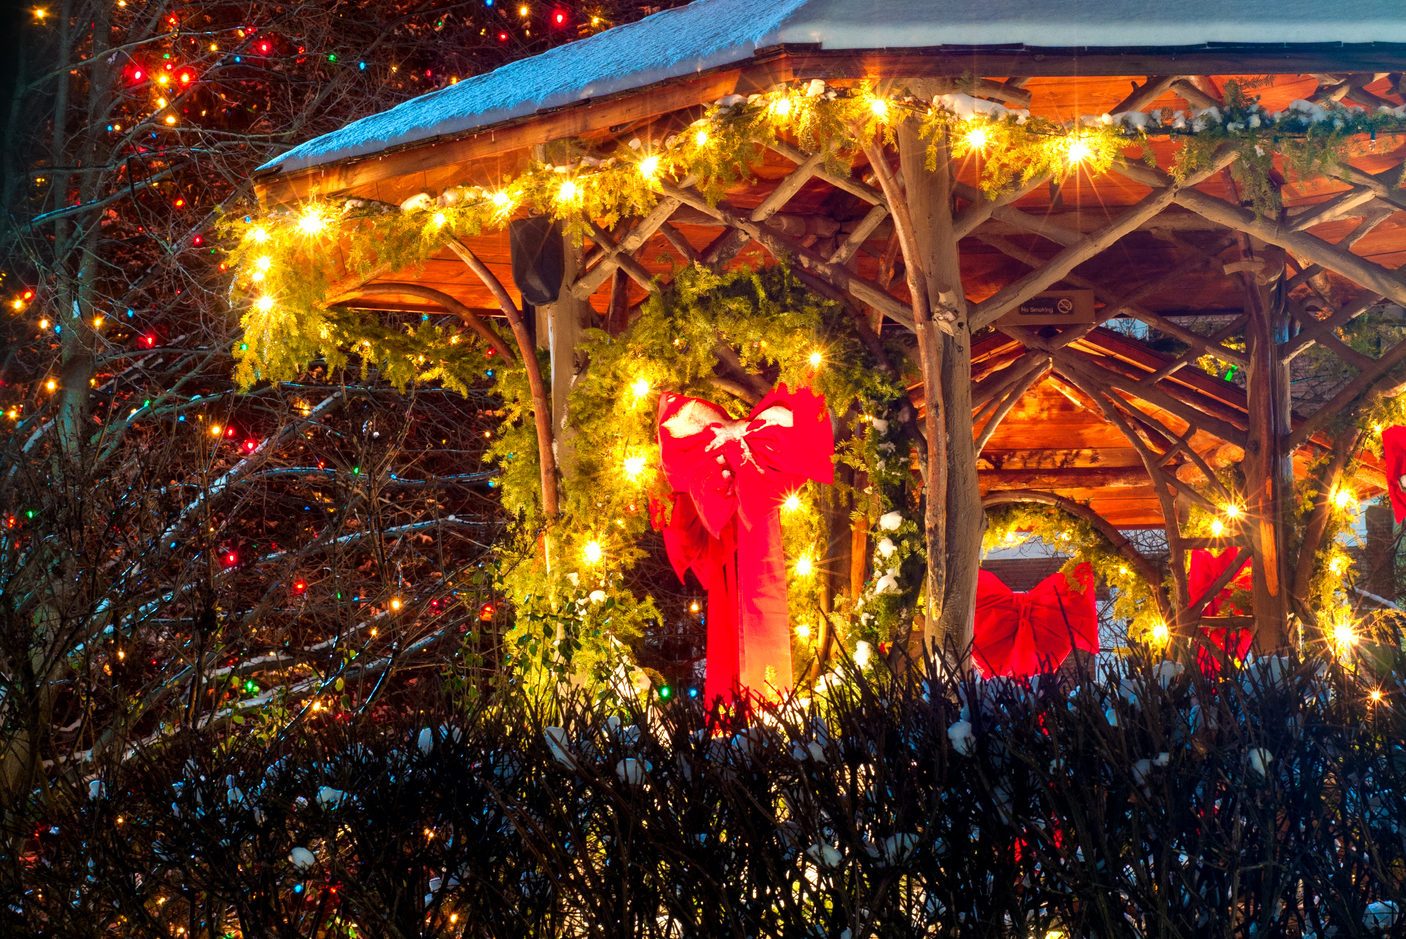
[973, 564, 1099, 678]
[1385, 425, 1406, 523]
[655, 385, 833, 706]
[1188, 547, 1254, 673]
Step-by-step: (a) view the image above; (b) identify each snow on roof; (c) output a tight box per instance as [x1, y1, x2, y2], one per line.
[260, 0, 1406, 176]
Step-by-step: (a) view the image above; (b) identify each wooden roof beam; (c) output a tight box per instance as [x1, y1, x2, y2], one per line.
[1287, 338, 1406, 450]
[659, 181, 918, 329]
[571, 194, 684, 298]
[1052, 346, 1248, 447]
[1115, 160, 1406, 309]
[700, 146, 831, 267]
[972, 150, 1237, 330]
[972, 207, 1248, 365]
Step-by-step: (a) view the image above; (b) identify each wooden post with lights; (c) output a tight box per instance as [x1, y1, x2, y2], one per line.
[1240, 240, 1293, 649]
[539, 233, 589, 479]
[886, 93, 984, 667]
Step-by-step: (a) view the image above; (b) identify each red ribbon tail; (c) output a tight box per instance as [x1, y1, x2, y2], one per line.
[703, 517, 747, 708]
[735, 510, 792, 701]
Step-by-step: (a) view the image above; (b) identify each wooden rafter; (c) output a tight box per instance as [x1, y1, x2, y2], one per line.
[657, 180, 920, 328]
[1115, 162, 1406, 310]
[971, 149, 1239, 330]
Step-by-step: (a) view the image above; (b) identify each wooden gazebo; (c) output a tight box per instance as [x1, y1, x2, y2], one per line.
[254, 0, 1406, 654]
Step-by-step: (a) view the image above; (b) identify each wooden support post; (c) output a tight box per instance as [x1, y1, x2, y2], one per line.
[1241, 245, 1294, 649]
[538, 232, 590, 478]
[893, 118, 984, 664]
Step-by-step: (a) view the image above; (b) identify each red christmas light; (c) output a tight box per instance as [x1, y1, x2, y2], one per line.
[141, 333, 157, 348]
[242, 438, 258, 454]
[129, 67, 144, 82]
[553, 10, 567, 25]
[179, 71, 193, 84]
[225, 426, 237, 438]
[222, 550, 239, 567]
[192, 234, 204, 246]
[292, 579, 307, 595]
[173, 197, 186, 208]
[478, 601, 497, 622]
[258, 40, 271, 54]
[497, 31, 508, 42]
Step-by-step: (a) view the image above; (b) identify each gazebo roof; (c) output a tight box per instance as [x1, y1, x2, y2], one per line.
[248, 1, 1406, 537]
[259, 0, 1406, 176]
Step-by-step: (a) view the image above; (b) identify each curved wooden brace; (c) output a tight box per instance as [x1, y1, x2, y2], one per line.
[444, 236, 559, 522]
[982, 489, 1171, 621]
[348, 282, 515, 362]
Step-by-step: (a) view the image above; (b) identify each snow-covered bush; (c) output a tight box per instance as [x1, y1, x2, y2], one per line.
[10, 645, 1406, 936]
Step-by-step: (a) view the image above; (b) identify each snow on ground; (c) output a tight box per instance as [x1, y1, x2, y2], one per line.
[260, 0, 1406, 175]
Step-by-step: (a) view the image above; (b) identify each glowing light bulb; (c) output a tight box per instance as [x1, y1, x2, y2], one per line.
[868, 97, 889, 120]
[688, 599, 701, 614]
[630, 377, 650, 400]
[808, 350, 823, 368]
[583, 540, 604, 565]
[638, 154, 660, 179]
[1066, 136, 1093, 165]
[795, 553, 814, 578]
[255, 295, 274, 313]
[209, 424, 223, 437]
[1223, 503, 1241, 520]
[1329, 554, 1348, 575]
[1148, 619, 1171, 647]
[297, 206, 326, 235]
[389, 597, 404, 612]
[491, 190, 513, 211]
[556, 179, 579, 203]
[250, 227, 269, 243]
[770, 96, 792, 119]
[795, 623, 812, 640]
[623, 455, 646, 480]
[1210, 518, 1225, 537]
[431, 211, 447, 227]
[963, 126, 990, 150]
[44, 378, 57, 392]
[1370, 688, 1384, 703]
[782, 492, 802, 513]
[255, 255, 272, 272]
[1333, 487, 1356, 510]
[163, 114, 177, 126]
[693, 128, 709, 147]
[1330, 616, 1358, 657]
